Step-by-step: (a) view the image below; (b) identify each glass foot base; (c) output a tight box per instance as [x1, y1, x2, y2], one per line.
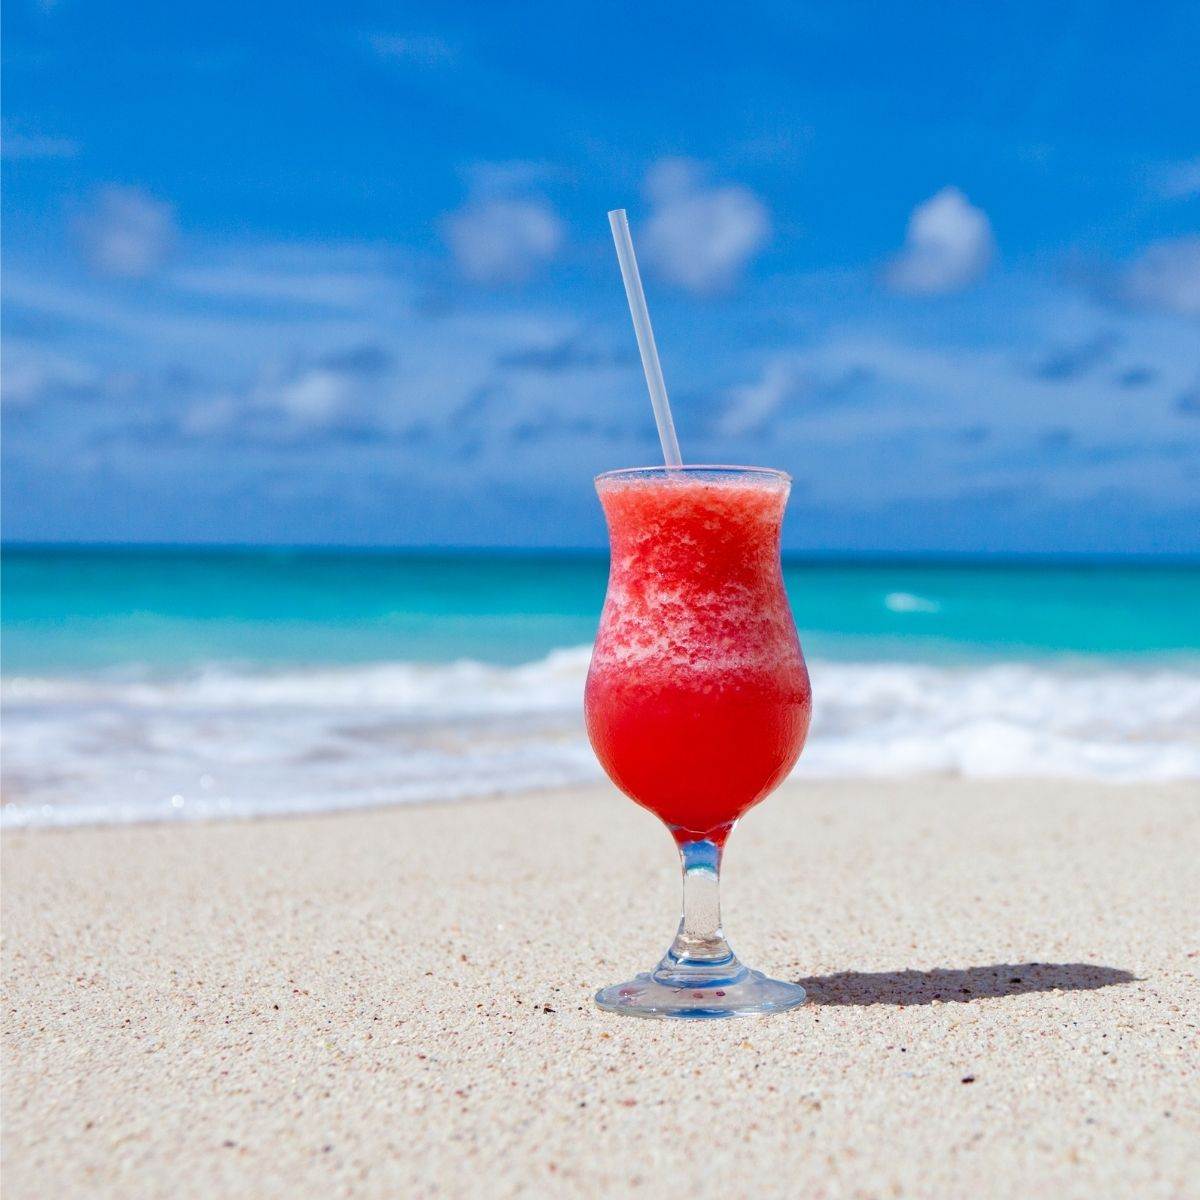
[595, 962, 806, 1019]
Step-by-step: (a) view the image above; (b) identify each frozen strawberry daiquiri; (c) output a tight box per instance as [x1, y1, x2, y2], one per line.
[586, 466, 812, 1018]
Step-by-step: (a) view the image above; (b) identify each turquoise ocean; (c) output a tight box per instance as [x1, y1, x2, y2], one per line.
[3, 547, 1199, 826]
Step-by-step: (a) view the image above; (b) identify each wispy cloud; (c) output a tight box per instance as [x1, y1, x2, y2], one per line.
[0, 344, 100, 408]
[1153, 157, 1200, 201]
[716, 353, 874, 437]
[5, 159, 1197, 548]
[2, 127, 79, 160]
[170, 244, 397, 310]
[640, 159, 770, 294]
[72, 186, 178, 278]
[886, 187, 995, 296]
[172, 269, 367, 307]
[179, 346, 396, 444]
[717, 357, 805, 436]
[4, 233, 633, 465]
[1119, 236, 1200, 318]
[704, 317, 1198, 505]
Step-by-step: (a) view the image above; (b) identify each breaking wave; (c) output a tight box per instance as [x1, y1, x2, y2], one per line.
[3, 647, 1198, 826]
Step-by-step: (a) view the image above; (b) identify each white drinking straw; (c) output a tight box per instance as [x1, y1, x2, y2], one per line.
[607, 208, 683, 467]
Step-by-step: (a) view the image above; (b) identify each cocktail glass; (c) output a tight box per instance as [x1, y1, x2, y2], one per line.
[585, 466, 812, 1018]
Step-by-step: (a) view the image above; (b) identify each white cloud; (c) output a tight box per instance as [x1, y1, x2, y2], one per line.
[172, 265, 378, 308]
[188, 337, 402, 438]
[265, 368, 352, 426]
[1154, 157, 1200, 200]
[718, 357, 803, 436]
[640, 158, 770, 293]
[716, 351, 874, 437]
[74, 186, 178, 278]
[707, 321, 1199, 512]
[1120, 236, 1200, 317]
[2, 268, 373, 367]
[0, 346, 99, 407]
[886, 187, 995, 295]
[179, 364, 361, 439]
[443, 197, 564, 286]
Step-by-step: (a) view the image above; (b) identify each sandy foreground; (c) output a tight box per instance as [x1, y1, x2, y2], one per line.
[2, 778, 1198, 1199]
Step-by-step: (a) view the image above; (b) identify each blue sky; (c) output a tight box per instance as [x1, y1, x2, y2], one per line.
[3, 1, 1199, 553]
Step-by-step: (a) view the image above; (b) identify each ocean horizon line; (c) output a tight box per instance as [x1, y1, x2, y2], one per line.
[4, 540, 1200, 570]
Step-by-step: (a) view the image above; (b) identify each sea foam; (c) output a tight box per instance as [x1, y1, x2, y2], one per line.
[3, 648, 1198, 827]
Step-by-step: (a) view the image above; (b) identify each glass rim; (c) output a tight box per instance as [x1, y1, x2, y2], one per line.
[595, 464, 791, 484]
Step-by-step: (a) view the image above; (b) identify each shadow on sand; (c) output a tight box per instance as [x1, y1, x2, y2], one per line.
[795, 962, 1138, 1006]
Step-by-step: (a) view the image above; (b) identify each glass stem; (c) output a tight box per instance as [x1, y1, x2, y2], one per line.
[667, 839, 735, 968]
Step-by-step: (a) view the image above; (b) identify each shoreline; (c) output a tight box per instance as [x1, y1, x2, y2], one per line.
[3, 778, 1198, 1197]
[6, 759, 1200, 830]
[6, 650, 1200, 829]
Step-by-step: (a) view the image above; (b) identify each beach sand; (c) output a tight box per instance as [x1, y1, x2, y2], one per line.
[3, 778, 1198, 1198]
